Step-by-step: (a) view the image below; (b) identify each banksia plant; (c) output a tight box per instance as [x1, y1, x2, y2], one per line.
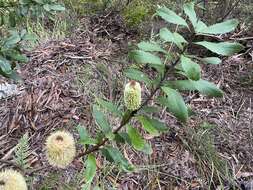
[124, 81, 142, 111]
[45, 131, 76, 168]
[0, 169, 27, 190]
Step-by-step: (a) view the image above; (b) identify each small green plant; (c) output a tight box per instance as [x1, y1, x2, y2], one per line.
[74, 2, 243, 188]
[0, 0, 65, 80]
[14, 133, 30, 170]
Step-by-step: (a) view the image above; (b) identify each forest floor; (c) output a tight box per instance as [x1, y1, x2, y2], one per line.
[0, 12, 253, 190]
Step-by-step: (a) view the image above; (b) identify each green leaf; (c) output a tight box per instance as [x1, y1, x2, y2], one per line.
[156, 7, 188, 27]
[201, 57, 222, 65]
[159, 28, 187, 50]
[127, 125, 145, 150]
[137, 116, 159, 136]
[195, 41, 244, 56]
[130, 50, 162, 65]
[164, 80, 223, 97]
[126, 125, 153, 154]
[137, 41, 166, 53]
[85, 154, 96, 183]
[3, 32, 21, 48]
[192, 80, 223, 97]
[97, 98, 122, 117]
[161, 87, 188, 122]
[139, 106, 161, 114]
[129, 50, 164, 72]
[137, 116, 167, 136]
[197, 19, 239, 35]
[0, 57, 12, 74]
[195, 20, 207, 32]
[49, 4, 65, 11]
[77, 125, 98, 145]
[101, 146, 134, 172]
[124, 68, 152, 86]
[183, 2, 197, 27]
[180, 55, 201, 80]
[163, 80, 196, 91]
[92, 105, 114, 140]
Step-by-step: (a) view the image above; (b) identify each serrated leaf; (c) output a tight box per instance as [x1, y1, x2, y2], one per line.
[124, 68, 152, 86]
[97, 98, 122, 117]
[164, 80, 223, 97]
[161, 87, 188, 122]
[183, 2, 197, 27]
[129, 50, 164, 72]
[160, 28, 187, 50]
[139, 106, 161, 114]
[137, 116, 159, 136]
[181, 55, 201, 80]
[130, 50, 162, 65]
[195, 41, 244, 56]
[0, 57, 12, 74]
[77, 125, 97, 145]
[201, 57, 222, 65]
[85, 154, 96, 183]
[137, 41, 166, 53]
[101, 146, 134, 172]
[198, 19, 239, 35]
[138, 116, 167, 136]
[127, 125, 153, 154]
[3, 32, 21, 48]
[192, 80, 223, 97]
[127, 125, 145, 150]
[49, 4, 65, 11]
[93, 105, 114, 140]
[156, 7, 188, 27]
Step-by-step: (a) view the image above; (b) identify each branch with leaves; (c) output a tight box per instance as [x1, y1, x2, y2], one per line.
[0, 2, 244, 190]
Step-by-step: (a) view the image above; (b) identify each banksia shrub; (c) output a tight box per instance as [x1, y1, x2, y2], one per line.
[0, 169, 27, 190]
[45, 131, 76, 168]
[124, 81, 142, 111]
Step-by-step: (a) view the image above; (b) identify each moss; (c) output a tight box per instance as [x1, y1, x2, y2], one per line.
[122, 0, 152, 28]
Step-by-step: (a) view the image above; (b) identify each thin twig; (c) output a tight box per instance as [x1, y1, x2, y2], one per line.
[218, 0, 241, 22]
[0, 159, 23, 171]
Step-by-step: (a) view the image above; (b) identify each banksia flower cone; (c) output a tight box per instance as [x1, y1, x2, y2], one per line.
[0, 169, 27, 190]
[124, 81, 142, 111]
[45, 131, 76, 168]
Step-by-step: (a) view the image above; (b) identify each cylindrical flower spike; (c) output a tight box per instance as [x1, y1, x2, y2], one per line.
[0, 169, 27, 190]
[45, 131, 76, 168]
[124, 81, 142, 111]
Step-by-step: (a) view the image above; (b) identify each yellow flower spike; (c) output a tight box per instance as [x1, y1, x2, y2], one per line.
[0, 169, 27, 190]
[45, 131, 76, 168]
[124, 81, 142, 111]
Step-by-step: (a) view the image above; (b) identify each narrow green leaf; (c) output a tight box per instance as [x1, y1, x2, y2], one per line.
[201, 57, 222, 65]
[138, 116, 159, 136]
[195, 20, 208, 32]
[101, 146, 134, 172]
[183, 2, 197, 27]
[127, 125, 145, 150]
[85, 154, 96, 183]
[97, 98, 122, 117]
[160, 28, 187, 50]
[77, 125, 97, 145]
[140, 106, 161, 114]
[124, 68, 152, 86]
[137, 41, 166, 53]
[192, 80, 223, 97]
[164, 80, 223, 97]
[156, 7, 188, 27]
[198, 19, 239, 35]
[181, 55, 201, 80]
[161, 87, 188, 122]
[0, 57, 12, 74]
[195, 41, 244, 56]
[130, 50, 162, 65]
[49, 4, 65, 11]
[92, 105, 114, 140]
